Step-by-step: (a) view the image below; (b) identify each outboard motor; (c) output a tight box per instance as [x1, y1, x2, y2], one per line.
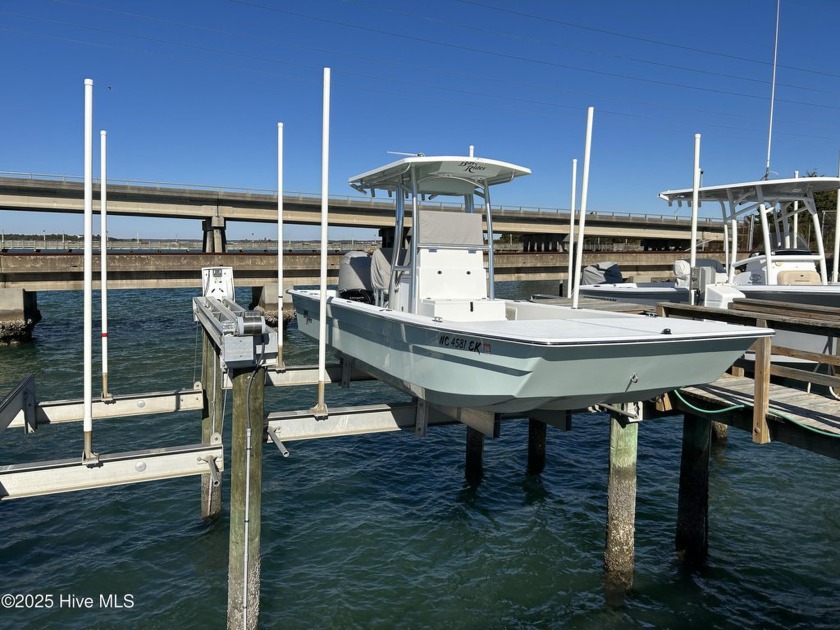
[337, 251, 374, 303]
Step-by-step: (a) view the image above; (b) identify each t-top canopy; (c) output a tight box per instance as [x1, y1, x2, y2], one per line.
[659, 177, 840, 208]
[349, 155, 531, 197]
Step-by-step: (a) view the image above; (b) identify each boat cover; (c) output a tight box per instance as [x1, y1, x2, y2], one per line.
[581, 261, 623, 285]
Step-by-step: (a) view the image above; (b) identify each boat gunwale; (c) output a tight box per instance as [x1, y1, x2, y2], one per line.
[289, 289, 772, 348]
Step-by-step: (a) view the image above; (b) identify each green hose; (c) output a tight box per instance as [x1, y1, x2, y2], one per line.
[672, 389, 840, 439]
[672, 388, 745, 414]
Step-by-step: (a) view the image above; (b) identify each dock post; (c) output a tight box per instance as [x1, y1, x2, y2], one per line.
[752, 323, 772, 444]
[227, 365, 266, 630]
[200, 331, 223, 519]
[465, 426, 484, 484]
[604, 407, 638, 592]
[711, 420, 728, 443]
[527, 418, 547, 475]
[675, 413, 710, 565]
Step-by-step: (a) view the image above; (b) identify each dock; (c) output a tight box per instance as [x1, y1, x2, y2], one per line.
[656, 298, 840, 458]
[3, 290, 840, 627]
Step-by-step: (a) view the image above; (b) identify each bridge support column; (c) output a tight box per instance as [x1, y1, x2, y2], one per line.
[203, 217, 227, 253]
[0, 289, 42, 343]
[250, 284, 294, 330]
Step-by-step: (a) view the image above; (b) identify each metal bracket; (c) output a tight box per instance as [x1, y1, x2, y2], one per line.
[199, 455, 221, 487]
[597, 401, 643, 424]
[267, 428, 290, 457]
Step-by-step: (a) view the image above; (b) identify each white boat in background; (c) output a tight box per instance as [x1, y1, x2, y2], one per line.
[579, 177, 840, 309]
[290, 153, 771, 414]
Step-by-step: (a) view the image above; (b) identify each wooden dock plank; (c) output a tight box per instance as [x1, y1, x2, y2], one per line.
[676, 375, 840, 459]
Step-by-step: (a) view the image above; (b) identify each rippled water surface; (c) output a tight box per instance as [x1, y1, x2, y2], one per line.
[1, 284, 839, 629]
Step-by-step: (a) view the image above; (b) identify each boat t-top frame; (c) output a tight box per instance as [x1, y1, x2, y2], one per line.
[348, 154, 530, 313]
[659, 177, 840, 285]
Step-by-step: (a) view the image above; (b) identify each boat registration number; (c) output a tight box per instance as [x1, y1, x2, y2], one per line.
[438, 334, 490, 354]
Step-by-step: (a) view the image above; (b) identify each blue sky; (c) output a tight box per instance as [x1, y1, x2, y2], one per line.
[1, 0, 839, 240]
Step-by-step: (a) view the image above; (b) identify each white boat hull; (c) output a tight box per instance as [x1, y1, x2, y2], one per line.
[290, 290, 769, 413]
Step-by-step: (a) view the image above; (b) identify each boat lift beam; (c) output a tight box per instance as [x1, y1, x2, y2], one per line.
[267, 400, 511, 442]
[267, 402, 463, 442]
[3, 388, 204, 431]
[0, 441, 224, 501]
[0, 374, 37, 434]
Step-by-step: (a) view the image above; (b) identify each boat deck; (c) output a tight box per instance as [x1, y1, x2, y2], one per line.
[529, 294, 654, 314]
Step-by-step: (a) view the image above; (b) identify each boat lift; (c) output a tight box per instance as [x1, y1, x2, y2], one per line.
[0, 266, 282, 501]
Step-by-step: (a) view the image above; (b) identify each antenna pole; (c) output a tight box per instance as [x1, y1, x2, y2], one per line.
[764, 0, 780, 180]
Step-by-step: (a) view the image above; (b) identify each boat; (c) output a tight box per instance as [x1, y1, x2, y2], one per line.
[579, 177, 840, 309]
[290, 154, 771, 414]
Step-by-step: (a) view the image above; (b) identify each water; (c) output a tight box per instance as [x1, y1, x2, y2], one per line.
[1, 284, 839, 629]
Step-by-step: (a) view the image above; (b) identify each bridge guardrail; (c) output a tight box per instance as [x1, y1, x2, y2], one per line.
[0, 171, 720, 225]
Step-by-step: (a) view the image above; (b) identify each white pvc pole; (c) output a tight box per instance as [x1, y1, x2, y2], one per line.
[277, 122, 284, 367]
[689, 133, 701, 305]
[833, 158, 840, 283]
[100, 130, 110, 398]
[572, 107, 594, 308]
[83, 78, 95, 461]
[314, 68, 330, 416]
[792, 170, 800, 250]
[566, 158, 577, 297]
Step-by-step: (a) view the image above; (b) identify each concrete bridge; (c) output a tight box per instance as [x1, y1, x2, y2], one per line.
[0, 174, 724, 251]
[0, 250, 704, 291]
[0, 248, 726, 342]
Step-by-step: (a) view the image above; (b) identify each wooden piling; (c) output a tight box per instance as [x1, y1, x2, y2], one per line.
[675, 413, 710, 565]
[200, 331, 223, 519]
[711, 420, 728, 443]
[527, 418, 547, 475]
[604, 410, 638, 591]
[465, 426, 484, 484]
[227, 366, 266, 630]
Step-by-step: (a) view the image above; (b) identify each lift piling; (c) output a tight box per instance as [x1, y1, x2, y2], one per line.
[604, 405, 638, 592]
[226, 365, 266, 630]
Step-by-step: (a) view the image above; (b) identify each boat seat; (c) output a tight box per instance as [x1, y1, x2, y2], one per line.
[416, 210, 488, 300]
[777, 269, 821, 285]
